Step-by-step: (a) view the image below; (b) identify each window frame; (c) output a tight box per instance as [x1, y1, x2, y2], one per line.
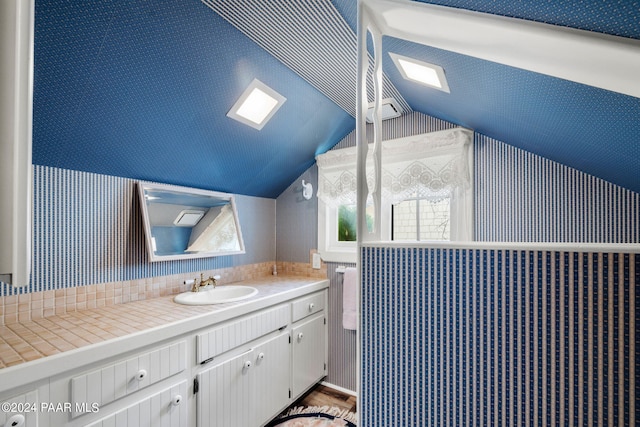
[316, 129, 474, 263]
[318, 199, 391, 263]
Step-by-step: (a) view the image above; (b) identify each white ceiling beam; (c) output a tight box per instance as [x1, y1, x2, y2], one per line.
[365, 0, 640, 99]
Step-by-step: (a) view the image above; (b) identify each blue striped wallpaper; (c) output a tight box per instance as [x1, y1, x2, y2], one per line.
[475, 134, 640, 243]
[362, 245, 638, 426]
[325, 261, 358, 392]
[320, 112, 640, 244]
[274, 111, 639, 398]
[4, 113, 639, 301]
[1, 165, 275, 297]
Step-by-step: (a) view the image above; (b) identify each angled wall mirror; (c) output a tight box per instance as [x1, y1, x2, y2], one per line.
[137, 182, 245, 262]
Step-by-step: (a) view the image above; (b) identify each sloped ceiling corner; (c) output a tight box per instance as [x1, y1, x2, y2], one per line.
[201, 0, 411, 117]
[32, 0, 354, 198]
[32, 0, 640, 198]
[334, 0, 640, 194]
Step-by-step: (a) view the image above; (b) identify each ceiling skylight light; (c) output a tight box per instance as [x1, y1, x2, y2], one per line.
[227, 79, 286, 130]
[389, 53, 450, 93]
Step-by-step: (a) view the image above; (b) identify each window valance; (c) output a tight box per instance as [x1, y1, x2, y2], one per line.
[316, 128, 473, 206]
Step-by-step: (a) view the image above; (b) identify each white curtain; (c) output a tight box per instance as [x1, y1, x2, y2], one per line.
[316, 127, 473, 241]
[317, 127, 472, 203]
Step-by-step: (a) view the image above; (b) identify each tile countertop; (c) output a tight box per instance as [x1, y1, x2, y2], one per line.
[0, 275, 328, 394]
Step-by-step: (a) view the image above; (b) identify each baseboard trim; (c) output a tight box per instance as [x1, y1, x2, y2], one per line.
[320, 381, 357, 397]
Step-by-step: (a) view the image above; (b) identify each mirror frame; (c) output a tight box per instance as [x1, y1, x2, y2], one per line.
[137, 182, 245, 262]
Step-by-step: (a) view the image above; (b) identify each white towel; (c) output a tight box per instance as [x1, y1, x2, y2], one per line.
[342, 267, 358, 330]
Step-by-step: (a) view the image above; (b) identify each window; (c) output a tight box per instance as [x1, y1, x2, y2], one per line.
[316, 128, 473, 263]
[338, 205, 357, 241]
[337, 204, 374, 241]
[392, 196, 451, 241]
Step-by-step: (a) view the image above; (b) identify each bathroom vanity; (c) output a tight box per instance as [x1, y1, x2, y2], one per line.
[0, 276, 328, 427]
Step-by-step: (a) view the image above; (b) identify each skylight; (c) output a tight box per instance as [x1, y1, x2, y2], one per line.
[227, 79, 286, 130]
[389, 53, 450, 93]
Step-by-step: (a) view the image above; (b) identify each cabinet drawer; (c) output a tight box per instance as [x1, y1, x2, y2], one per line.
[291, 291, 325, 322]
[71, 340, 186, 418]
[196, 304, 289, 364]
[85, 380, 187, 427]
[0, 390, 38, 427]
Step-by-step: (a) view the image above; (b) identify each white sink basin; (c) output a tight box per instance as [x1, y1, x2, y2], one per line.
[174, 285, 258, 305]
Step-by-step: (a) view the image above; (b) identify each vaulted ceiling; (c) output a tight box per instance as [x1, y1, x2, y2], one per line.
[33, 0, 640, 198]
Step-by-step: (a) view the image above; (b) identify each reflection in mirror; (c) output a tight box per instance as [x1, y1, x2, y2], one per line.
[137, 182, 245, 262]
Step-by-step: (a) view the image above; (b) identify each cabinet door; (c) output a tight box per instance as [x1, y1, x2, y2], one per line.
[196, 349, 254, 427]
[291, 315, 326, 397]
[253, 333, 290, 425]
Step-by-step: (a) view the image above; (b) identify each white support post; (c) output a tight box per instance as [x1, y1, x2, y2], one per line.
[355, 1, 368, 425]
[356, 2, 370, 246]
[370, 25, 383, 242]
[0, 0, 34, 287]
[356, 1, 385, 425]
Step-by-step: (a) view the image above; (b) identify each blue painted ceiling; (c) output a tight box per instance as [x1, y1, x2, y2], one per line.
[33, 0, 640, 198]
[33, 0, 354, 198]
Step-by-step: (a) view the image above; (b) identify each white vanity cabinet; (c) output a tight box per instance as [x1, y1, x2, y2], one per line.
[193, 302, 292, 427]
[0, 279, 329, 427]
[194, 290, 328, 427]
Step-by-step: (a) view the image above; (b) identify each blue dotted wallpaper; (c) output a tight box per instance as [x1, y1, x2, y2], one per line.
[382, 36, 640, 194]
[413, 0, 640, 39]
[33, 0, 354, 198]
[333, 0, 640, 194]
[33, 0, 640, 197]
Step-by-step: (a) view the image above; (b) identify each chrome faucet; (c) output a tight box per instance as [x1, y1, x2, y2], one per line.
[191, 273, 217, 292]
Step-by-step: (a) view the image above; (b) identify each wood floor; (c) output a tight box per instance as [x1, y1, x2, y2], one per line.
[294, 384, 357, 413]
[268, 384, 357, 426]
